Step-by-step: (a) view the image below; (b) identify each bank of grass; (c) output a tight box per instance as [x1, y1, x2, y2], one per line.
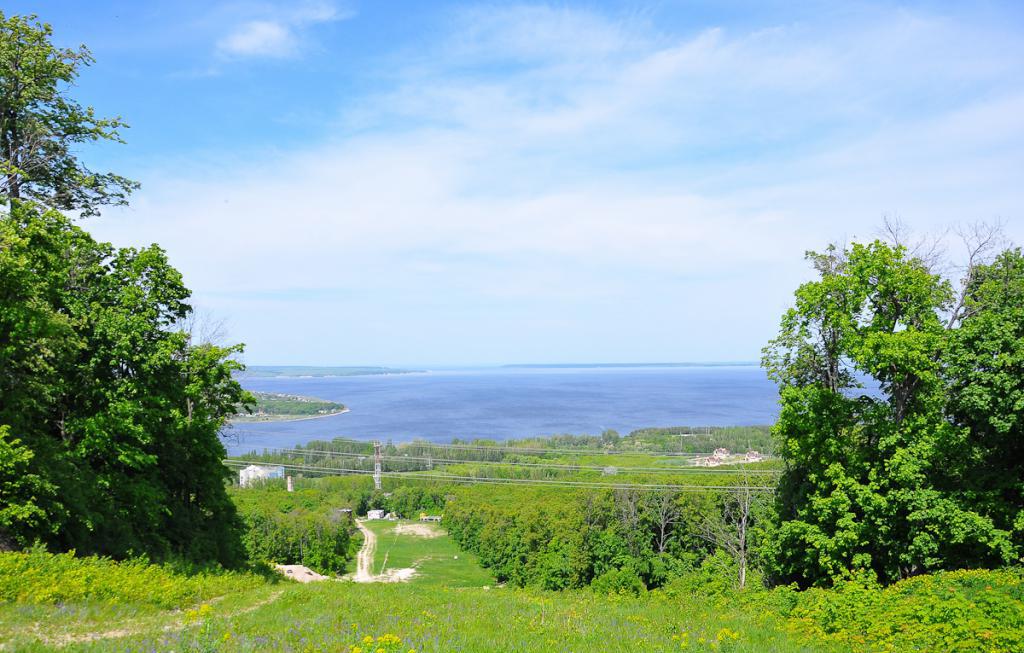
[3, 551, 1023, 652]
[361, 520, 493, 587]
[43, 582, 827, 653]
[0, 548, 267, 609]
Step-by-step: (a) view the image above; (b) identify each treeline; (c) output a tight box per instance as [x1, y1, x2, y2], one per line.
[230, 483, 357, 574]
[227, 476, 448, 573]
[451, 425, 774, 454]
[443, 479, 768, 592]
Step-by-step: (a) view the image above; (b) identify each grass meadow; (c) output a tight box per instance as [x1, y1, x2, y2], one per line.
[3, 529, 1021, 652]
[361, 520, 493, 588]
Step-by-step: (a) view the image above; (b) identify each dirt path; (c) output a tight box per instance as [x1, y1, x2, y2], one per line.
[353, 520, 377, 582]
[353, 520, 417, 583]
[32, 589, 285, 648]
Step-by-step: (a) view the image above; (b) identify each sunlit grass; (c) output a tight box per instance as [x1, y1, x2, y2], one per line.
[361, 519, 493, 587]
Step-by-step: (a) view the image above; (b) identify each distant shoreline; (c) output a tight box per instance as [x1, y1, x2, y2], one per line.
[240, 366, 422, 379]
[502, 362, 758, 369]
[230, 408, 350, 424]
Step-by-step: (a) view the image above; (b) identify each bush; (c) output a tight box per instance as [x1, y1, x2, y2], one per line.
[0, 548, 265, 609]
[782, 568, 1024, 652]
[591, 567, 647, 596]
[232, 485, 355, 574]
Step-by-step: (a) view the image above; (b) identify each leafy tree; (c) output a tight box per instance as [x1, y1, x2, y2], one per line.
[943, 248, 1024, 555]
[0, 426, 58, 549]
[762, 240, 1018, 587]
[0, 12, 137, 216]
[0, 202, 251, 564]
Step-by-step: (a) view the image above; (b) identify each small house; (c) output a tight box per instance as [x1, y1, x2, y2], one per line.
[239, 464, 285, 487]
[367, 509, 385, 520]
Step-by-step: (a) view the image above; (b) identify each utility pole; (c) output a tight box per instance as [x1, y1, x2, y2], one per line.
[373, 441, 382, 490]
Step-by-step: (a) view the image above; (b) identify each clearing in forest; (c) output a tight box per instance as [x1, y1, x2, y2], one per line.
[355, 519, 492, 587]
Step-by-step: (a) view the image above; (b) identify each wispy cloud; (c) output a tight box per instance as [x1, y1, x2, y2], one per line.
[97, 3, 1024, 364]
[215, 1, 350, 59]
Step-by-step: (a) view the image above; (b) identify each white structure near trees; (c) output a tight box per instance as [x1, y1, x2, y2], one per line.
[239, 464, 285, 487]
[367, 509, 385, 520]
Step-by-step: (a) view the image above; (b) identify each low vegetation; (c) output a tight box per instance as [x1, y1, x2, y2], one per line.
[0, 548, 266, 610]
[3, 550, 1022, 651]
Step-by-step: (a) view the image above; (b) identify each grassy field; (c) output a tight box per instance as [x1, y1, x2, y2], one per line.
[1, 581, 826, 652]
[360, 520, 493, 588]
[4, 550, 1022, 652]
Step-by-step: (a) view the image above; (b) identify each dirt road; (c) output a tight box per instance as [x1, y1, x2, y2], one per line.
[353, 520, 376, 582]
[353, 520, 418, 583]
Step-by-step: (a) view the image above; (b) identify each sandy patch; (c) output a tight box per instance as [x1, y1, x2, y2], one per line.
[378, 567, 418, 582]
[393, 523, 444, 538]
[276, 564, 328, 583]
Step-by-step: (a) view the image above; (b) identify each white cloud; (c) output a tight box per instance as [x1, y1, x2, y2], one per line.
[97, 4, 1024, 364]
[215, 1, 348, 59]
[217, 20, 296, 58]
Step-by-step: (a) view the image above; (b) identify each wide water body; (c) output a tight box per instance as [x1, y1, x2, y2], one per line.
[224, 366, 779, 454]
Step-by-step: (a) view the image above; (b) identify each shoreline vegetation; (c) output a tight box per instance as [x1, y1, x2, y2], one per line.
[233, 392, 348, 422]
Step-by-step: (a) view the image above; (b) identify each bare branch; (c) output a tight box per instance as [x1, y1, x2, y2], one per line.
[946, 220, 1007, 329]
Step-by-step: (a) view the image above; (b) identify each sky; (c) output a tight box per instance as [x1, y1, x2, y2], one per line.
[8, 1, 1024, 366]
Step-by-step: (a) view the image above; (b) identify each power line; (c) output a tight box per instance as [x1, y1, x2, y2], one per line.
[223, 459, 776, 492]
[237, 446, 780, 475]
[227, 432, 765, 459]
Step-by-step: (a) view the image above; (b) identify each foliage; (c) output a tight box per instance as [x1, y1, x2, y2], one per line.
[230, 484, 355, 574]
[943, 249, 1024, 555]
[0, 425, 57, 549]
[442, 481, 765, 591]
[0, 12, 137, 216]
[762, 240, 1021, 586]
[780, 567, 1024, 652]
[0, 203, 252, 564]
[0, 548, 266, 609]
[590, 566, 647, 595]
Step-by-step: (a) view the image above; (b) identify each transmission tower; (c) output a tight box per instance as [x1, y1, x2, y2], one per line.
[373, 441, 382, 490]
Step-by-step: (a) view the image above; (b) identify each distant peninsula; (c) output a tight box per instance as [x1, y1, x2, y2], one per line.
[233, 392, 348, 422]
[240, 365, 422, 378]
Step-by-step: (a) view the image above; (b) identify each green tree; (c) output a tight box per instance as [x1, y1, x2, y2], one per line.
[943, 248, 1024, 557]
[0, 426, 58, 549]
[0, 12, 137, 216]
[762, 241, 1016, 587]
[0, 203, 251, 564]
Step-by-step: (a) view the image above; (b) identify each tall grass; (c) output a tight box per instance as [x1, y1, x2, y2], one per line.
[0, 549, 267, 610]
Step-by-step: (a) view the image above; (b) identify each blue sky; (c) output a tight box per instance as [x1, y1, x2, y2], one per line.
[9, 1, 1024, 366]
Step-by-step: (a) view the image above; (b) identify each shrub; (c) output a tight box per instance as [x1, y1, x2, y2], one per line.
[591, 567, 646, 596]
[782, 568, 1024, 652]
[0, 548, 265, 609]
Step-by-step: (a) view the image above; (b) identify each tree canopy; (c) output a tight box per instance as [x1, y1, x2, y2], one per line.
[762, 238, 1023, 587]
[0, 202, 252, 564]
[0, 12, 137, 216]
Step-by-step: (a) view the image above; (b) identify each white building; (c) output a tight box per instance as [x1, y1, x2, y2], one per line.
[239, 464, 285, 487]
[367, 509, 386, 520]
